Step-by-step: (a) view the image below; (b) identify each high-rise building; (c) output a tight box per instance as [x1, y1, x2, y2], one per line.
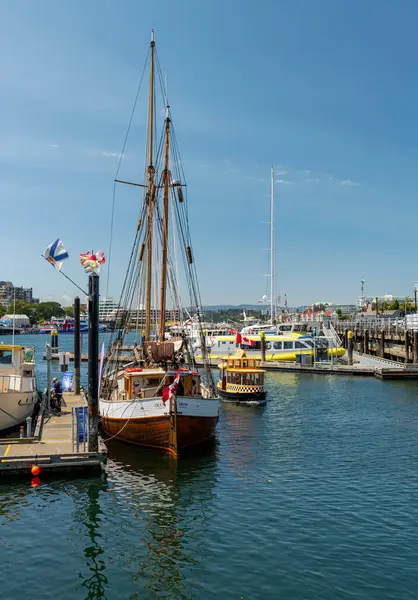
[0, 281, 39, 307]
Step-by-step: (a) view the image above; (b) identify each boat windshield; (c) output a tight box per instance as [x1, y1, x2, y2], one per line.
[0, 350, 13, 365]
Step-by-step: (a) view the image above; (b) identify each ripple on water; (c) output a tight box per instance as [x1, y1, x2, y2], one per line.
[1, 367, 418, 598]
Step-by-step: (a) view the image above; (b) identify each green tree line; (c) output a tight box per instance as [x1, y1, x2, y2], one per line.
[0, 301, 77, 324]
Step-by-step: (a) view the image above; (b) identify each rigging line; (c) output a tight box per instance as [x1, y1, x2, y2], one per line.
[41, 257, 87, 295]
[106, 47, 151, 299]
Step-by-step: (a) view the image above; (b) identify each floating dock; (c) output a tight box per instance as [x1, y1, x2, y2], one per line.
[197, 353, 418, 380]
[0, 392, 107, 478]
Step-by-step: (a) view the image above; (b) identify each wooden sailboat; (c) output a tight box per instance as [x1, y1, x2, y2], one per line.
[99, 32, 219, 456]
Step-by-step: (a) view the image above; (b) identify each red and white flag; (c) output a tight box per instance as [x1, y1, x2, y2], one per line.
[80, 249, 106, 274]
[162, 369, 181, 405]
[236, 332, 255, 347]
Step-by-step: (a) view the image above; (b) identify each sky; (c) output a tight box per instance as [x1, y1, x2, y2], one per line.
[1, 0, 418, 307]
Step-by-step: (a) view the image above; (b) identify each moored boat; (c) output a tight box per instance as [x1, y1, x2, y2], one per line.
[217, 351, 267, 405]
[0, 345, 38, 432]
[99, 32, 219, 456]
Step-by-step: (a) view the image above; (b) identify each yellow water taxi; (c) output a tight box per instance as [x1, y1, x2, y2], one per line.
[217, 351, 266, 405]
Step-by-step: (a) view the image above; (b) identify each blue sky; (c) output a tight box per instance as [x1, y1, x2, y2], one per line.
[1, 0, 418, 307]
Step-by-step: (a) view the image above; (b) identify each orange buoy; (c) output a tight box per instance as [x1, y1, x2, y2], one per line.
[31, 465, 41, 476]
[31, 477, 41, 488]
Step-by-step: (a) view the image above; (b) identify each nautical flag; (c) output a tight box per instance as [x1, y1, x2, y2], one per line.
[43, 239, 69, 270]
[162, 369, 181, 405]
[80, 249, 106, 273]
[257, 299, 263, 304]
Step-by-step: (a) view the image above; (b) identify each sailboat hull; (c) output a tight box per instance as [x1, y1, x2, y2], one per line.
[99, 396, 219, 455]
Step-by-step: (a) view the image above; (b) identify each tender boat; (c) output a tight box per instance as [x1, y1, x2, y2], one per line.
[217, 351, 266, 405]
[99, 32, 219, 457]
[0, 345, 38, 432]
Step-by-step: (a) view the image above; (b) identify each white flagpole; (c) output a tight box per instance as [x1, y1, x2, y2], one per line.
[12, 287, 16, 347]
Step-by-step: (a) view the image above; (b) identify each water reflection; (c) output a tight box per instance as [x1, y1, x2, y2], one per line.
[104, 441, 219, 598]
[79, 482, 108, 599]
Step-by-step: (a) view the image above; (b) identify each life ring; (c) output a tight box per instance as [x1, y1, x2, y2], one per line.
[126, 367, 142, 373]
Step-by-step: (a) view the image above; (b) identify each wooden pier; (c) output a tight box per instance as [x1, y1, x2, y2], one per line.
[0, 392, 107, 478]
[334, 321, 418, 364]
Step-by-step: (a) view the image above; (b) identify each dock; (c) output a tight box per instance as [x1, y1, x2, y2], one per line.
[0, 392, 107, 478]
[197, 353, 418, 380]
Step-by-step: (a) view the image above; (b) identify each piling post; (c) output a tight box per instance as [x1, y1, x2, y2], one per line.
[380, 329, 385, 358]
[344, 328, 348, 349]
[88, 273, 99, 452]
[260, 331, 266, 363]
[51, 329, 59, 355]
[363, 329, 369, 354]
[404, 330, 410, 364]
[347, 330, 353, 366]
[413, 330, 418, 364]
[74, 297, 81, 395]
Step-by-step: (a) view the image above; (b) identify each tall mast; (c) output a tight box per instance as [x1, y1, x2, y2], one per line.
[145, 30, 155, 342]
[270, 167, 275, 322]
[159, 105, 171, 340]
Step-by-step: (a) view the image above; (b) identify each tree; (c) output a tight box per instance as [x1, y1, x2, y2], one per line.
[335, 308, 343, 320]
[35, 302, 65, 322]
[64, 305, 74, 318]
[0, 305, 6, 318]
[6, 300, 30, 315]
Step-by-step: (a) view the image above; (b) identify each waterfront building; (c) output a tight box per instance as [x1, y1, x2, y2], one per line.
[0, 281, 39, 307]
[98, 297, 120, 322]
[1, 314, 30, 327]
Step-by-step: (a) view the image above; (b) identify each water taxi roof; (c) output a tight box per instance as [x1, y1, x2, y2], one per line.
[0, 345, 21, 351]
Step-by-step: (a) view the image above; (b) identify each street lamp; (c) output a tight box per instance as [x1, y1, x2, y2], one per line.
[414, 284, 418, 314]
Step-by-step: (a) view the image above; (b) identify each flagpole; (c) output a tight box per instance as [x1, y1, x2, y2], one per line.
[41, 256, 87, 295]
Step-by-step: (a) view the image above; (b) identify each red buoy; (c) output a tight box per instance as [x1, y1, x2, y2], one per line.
[31, 465, 41, 476]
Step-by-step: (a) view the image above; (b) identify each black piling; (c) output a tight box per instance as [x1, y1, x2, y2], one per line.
[347, 330, 353, 366]
[74, 296, 81, 395]
[88, 273, 99, 452]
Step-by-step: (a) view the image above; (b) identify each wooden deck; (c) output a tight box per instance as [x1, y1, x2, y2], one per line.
[0, 392, 107, 477]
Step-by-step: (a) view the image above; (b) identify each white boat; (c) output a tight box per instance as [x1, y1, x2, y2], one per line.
[0, 345, 38, 432]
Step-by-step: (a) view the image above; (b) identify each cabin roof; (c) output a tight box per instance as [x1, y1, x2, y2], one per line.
[223, 368, 265, 374]
[0, 345, 21, 351]
[124, 369, 166, 377]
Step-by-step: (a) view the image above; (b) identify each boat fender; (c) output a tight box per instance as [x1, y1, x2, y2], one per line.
[126, 367, 142, 373]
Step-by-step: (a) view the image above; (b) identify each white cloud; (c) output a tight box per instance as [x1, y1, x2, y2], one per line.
[339, 179, 360, 186]
[276, 179, 293, 185]
[101, 150, 122, 158]
[50, 144, 59, 148]
[276, 167, 288, 176]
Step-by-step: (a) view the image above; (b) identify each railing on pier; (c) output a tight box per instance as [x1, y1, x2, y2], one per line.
[71, 406, 89, 453]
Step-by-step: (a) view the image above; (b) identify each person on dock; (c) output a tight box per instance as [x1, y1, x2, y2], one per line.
[52, 377, 63, 413]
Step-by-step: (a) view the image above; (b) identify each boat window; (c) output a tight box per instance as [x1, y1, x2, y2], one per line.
[279, 325, 292, 332]
[283, 341, 293, 350]
[295, 341, 306, 349]
[24, 349, 34, 363]
[0, 350, 13, 365]
[304, 340, 314, 348]
[273, 342, 282, 350]
[265, 341, 271, 350]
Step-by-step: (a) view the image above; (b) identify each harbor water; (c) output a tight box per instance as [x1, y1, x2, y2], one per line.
[1, 334, 418, 599]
